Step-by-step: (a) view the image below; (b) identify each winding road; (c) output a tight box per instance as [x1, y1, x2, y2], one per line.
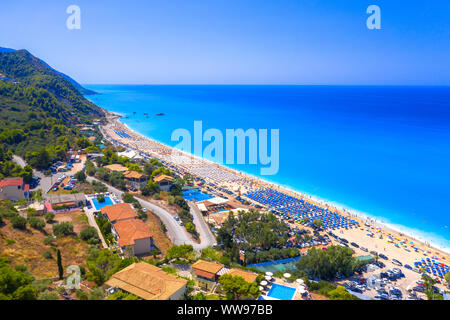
[86, 176, 216, 250]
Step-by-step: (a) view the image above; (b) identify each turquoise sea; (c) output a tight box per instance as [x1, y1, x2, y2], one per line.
[85, 85, 450, 252]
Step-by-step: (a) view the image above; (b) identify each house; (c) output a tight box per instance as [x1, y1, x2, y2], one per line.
[123, 170, 147, 188]
[101, 203, 137, 224]
[44, 193, 88, 210]
[0, 177, 30, 201]
[112, 219, 153, 256]
[226, 268, 258, 283]
[153, 174, 174, 191]
[105, 262, 187, 300]
[104, 164, 128, 173]
[191, 260, 224, 289]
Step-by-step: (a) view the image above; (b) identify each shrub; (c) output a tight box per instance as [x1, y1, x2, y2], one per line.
[76, 290, 89, 300]
[80, 227, 100, 242]
[52, 221, 74, 237]
[42, 251, 53, 259]
[38, 290, 59, 300]
[97, 194, 105, 203]
[44, 212, 55, 222]
[11, 216, 27, 229]
[89, 287, 105, 300]
[137, 210, 148, 221]
[43, 236, 56, 245]
[28, 217, 46, 230]
[74, 170, 86, 183]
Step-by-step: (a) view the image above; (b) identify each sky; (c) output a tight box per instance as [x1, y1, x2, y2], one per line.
[0, 0, 449, 85]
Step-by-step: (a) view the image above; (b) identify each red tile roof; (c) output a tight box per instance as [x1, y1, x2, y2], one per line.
[0, 177, 23, 188]
[23, 184, 30, 191]
[114, 219, 153, 247]
[101, 203, 137, 222]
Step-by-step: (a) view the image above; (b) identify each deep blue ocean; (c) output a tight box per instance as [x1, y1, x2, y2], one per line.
[85, 85, 450, 251]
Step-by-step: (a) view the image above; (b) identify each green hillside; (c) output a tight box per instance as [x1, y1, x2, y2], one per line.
[0, 49, 105, 174]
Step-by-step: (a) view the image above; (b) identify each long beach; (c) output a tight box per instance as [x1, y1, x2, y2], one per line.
[99, 109, 450, 266]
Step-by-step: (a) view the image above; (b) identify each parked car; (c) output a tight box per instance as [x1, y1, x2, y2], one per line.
[350, 242, 359, 248]
[370, 250, 378, 256]
[392, 259, 403, 266]
[379, 253, 388, 260]
[360, 246, 368, 252]
[404, 264, 413, 270]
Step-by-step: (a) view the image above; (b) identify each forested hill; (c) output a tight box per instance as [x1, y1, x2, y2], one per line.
[0, 48, 101, 117]
[0, 48, 105, 175]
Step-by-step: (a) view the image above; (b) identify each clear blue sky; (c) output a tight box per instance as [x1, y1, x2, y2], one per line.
[1, 0, 449, 85]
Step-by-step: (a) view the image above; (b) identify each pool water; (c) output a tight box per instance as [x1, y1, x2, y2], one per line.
[91, 196, 114, 210]
[182, 188, 214, 202]
[267, 284, 296, 300]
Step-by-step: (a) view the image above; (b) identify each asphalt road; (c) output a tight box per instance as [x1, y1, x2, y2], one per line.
[87, 176, 216, 250]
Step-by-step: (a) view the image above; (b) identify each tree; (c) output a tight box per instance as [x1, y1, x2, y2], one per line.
[85, 248, 124, 286]
[12, 285, 37, 300]
[191, 292, 207, 300]
[80, 226, 100, 243]
[0, 260, 35, 300]
[166, 244, 194, 261]
[296, 245, 360, 280]
[38, 290, 59, 300]
[28, 217, 46, 230]
[52, 221, 74, 237]
[85, 160, 96, 176]
[313, 219, 323, 229]
[57, 249, 63, 280]
[185, 222, 195, 233]
[328, 286, 356, 300]
[76, 137, 92, 149]
[97, 194, 105, 203]
[44, 212, 55, 222]
[11, 215, 27, 229]
[107, 290, 140, 300]
[218, 274, 260, 300]
[90, 287, 105, 300]
[76, 290, 89, 300]
[74, 170, 86, 183]
[445, 272, 450, 286]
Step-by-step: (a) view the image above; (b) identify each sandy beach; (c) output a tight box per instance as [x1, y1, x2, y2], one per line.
[98, 110, 450, 270]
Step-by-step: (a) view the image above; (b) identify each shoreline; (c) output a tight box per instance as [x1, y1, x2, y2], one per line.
[98, 108, 450, 258]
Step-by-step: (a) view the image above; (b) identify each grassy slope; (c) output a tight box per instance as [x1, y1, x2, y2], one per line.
[0, 211, 91, 279]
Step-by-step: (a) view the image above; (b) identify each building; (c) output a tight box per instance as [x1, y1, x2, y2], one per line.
[197, 197, 233, 214]
[153, 174, 174, 191]
[191, 260, 224, 290]
[123, 170, 147, 188]
[112, 219, 153, 256]
[0, 177, 30, 201]
[101, 203, 137, 224]
[226, 268, 258, 283]
[44, 193, 88, 211]
[104, 164, 128, 173]
[105, 262, 187, 300]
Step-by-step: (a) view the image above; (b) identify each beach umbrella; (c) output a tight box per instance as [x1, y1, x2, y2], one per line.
[260, 280, 268, 286]
[259, 286, 264, 291]
[283, 273, 292, 279]
[296, 279, 304, 285]
[265, 272, 273, 276]
[265, 275, 272, 281]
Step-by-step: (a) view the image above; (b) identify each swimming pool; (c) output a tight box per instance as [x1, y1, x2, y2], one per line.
[266, 283, 296, 300]
[91, 196, 114, 210]
[182, 188, 214, 202]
